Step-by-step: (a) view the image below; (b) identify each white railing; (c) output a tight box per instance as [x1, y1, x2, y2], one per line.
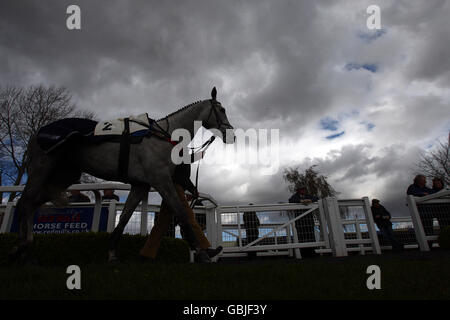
[333, 197, 380, 256]
[407, 189, 450, 251]
[2, 184, 448, 258]
[0, 183, 218, 236]
[216, 203, 325, 259]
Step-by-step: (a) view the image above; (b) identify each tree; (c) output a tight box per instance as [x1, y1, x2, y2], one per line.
[0, 85, 96, 201]
[415, 134, 449, 186]
[282, 165, 337, 198]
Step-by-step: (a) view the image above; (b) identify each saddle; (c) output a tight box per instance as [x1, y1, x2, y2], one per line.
[36, 115, 155, 152]
[36, 114, 167, 182]
[94, 113, 151, 137]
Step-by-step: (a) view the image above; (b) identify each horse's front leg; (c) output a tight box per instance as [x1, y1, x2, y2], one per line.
[108, 183, 150, 262]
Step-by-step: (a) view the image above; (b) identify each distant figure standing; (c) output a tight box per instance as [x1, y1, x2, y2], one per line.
[243, 204, 260, 259]
[68, 190, 90, 203]
[426, 177, 449, 238]
[289, 186, 318, 258]
[371, 199, 403, 251]
[431, 177, 444, 194]
[407, 175, 432, 197]
[102, 189, 120, 202]
[408, 175, 449, 239]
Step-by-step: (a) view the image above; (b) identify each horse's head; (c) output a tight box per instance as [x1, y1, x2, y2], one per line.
[202, 87, 235, 144]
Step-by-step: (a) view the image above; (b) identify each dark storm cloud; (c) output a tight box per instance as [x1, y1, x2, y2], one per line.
[0, 0, 258, 118]
[1, 0, 449, 212]
[0, 0, 364, 128]
[381, 0, 450, 84]
[1, 0, 448, 124]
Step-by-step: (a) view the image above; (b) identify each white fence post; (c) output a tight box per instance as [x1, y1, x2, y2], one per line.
[236, 206, 243, 249]
[216, 207, 223, 248]
[91, 191, 102, 232]
[205, 206, 217, 248]
[323, 197, 347, 257]
[285, 225, 293, 257]
[407, 195, 430, 251]
[0, 202, 15, 233]
[291, 221, 301, 259]
[107, 200, 117, 232]
[354, 215, 365, 255]
[318, 199, 331, 251]
[362, 197, 381, 254]
[140, 194, 148, 236]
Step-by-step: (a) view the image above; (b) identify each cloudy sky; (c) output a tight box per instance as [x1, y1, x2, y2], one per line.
[1, 0, 449, 215]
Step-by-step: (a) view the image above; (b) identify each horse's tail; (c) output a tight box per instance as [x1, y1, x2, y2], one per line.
[24, 135, 41, 177]
[22, 135, 68, 206]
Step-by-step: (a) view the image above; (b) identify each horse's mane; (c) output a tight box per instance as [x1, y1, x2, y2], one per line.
[157, 100, 204, 121]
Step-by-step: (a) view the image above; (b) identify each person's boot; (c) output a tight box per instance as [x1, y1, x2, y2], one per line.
[206, 246, 223, 259]
[195, 248, 212, 263]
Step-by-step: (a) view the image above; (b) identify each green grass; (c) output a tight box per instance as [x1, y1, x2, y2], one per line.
[1, 252, 449, 299]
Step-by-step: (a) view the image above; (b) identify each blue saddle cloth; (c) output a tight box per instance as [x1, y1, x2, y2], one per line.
[37, 118, 150, 153]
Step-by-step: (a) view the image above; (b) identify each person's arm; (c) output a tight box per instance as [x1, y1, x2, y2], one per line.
[382, 206, 391, 219]
[173, 164, 198, 197]
[289, 194, 298, 203]
[406, 184, 413, 195]
[371, 207, 381, 220]
[407, 184, 429, 197]
[183, 179, 198, 197]
[175, 173, 197, 196]
[306, 194, 318, 202]
[407, 184, 424, 196]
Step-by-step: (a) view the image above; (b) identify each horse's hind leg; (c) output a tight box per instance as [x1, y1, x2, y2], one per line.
[9, 139, 81, 263]
[108, 183, 150, 262]
[11, 173, 79, 263]
[9, 187, 50, 263]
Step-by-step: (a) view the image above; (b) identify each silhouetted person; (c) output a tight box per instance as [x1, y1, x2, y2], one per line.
[371, 199, 403, 251]
[186, 193, 207, 232]
[140, 163, 222, 263]
[102, 189, 120, 202]
[68, 190, 90, 203]
[426, 177, 449, 239]
[243, 204, 260, 259]
[431, 177, 444, 194]
[407, 175, 432, 197]
[408, 175, 449, 245]
[289, 186, 318, 258]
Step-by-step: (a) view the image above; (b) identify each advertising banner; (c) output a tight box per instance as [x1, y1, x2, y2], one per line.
[9, 206, 110, 233]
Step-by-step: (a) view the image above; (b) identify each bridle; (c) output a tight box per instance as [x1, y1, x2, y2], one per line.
[206, 99, 234, 134]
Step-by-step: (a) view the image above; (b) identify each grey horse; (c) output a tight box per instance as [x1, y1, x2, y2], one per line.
[9, 87, 235, 263]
